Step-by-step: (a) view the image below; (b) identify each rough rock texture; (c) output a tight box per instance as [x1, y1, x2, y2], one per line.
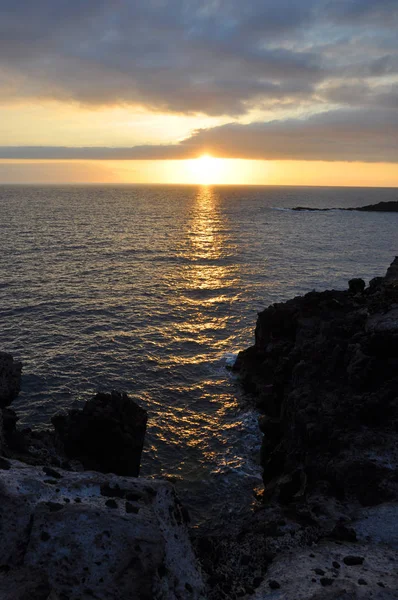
[52, 392, 147, 476]
[224, 257, 398, 599]
[0, 408, 3, 454]
[0, 567, 51, 600]
[0, 381, 203, 598]
[251, 538, 398, 599]
[0, 352, 22, 408]
[234, 257, 398, 508]
[0, 460, 205, 600]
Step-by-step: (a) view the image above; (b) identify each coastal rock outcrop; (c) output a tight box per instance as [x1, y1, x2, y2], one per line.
[223, 257, 398, 599]
[52, 391, 147, 476]
[234, 257, 398, 508]
[0, 352, 22, 408]
[291, 200, 398, 212]
[0, 460, 205, 599]
[0, 376, 204, 598]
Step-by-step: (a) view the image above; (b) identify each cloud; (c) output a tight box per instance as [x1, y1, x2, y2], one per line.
[0, 146, 188, 160]
[185, 109, 398, 162]
[324, 0, 398, 25]
[0, 0, 397, 117]
[0, 161, 117, 183]
[2, 107, 397, 163]
[320, 81, 398, 110]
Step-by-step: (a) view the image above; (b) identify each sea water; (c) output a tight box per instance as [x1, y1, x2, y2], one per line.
[0, 184, 397, 529]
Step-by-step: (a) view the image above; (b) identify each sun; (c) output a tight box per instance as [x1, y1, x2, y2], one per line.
[187, 154, 226, 185]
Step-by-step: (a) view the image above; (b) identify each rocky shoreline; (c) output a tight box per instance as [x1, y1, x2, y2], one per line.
[230, 256, 398, 598]
[0, 379, 205, 598]
[291, 200, 398, 212]
[1, 258, 398, 599]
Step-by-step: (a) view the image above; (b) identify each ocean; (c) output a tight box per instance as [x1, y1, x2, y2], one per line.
[0, 184, 397, 530]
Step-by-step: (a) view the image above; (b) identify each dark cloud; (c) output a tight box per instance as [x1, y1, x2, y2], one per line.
[324, 0, 398, 25]
[185, 109, 398, 162]
[0, 0, 397, 116]
[321, 82, 398, 110]
[2, 107, 397, 162]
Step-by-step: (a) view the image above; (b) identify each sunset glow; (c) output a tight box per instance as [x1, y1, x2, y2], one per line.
[1, 158, 398, 187]
[185, 155, 231, 185]
[0, 1, 397, 185]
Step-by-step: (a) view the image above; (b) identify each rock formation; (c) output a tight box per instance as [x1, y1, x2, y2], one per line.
[0, 352, 22, 408]
[0, 460, 205, 599]
[353, 201, 398, 212]
[230, 257, 398, 598]
[0, 369, 205, 599]
[291, 201, 398, 212]
[234, 257, 398, 504]
[52, 391, 147, 476]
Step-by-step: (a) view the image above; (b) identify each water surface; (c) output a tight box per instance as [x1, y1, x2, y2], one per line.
[0, 184, 396, 528]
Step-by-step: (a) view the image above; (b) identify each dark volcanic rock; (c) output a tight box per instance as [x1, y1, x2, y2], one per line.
[52, 391, 147, 476]
[291, 206, 331, 211]
[343, 555, 364, 566]
[291, 201, 398, 212]
[0, 352, 22, 408]
[353, 201, 398, 212]
[348, 278, 365, 294]
[234, 257, 398, 512]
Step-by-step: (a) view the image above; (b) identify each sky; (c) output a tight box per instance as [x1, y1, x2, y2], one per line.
[0, 0, 397, 185]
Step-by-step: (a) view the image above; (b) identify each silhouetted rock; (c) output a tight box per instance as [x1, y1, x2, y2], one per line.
[52, 391, 147, 476]
[348, 278, 365, 294]
[291, 201, 398, 212]
[292, 200, 398, 212]
[234, 257, 398, 517]
[0, 352, 21, 408]
[291, 206, 330, 211]
[353, 201, 398, 212]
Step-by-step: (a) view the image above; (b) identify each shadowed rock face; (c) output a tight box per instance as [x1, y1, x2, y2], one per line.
[0, 352, 22, 408]
[52, 391, 147, 477]
[234, 257, 398, 507]
[220, 258, 398, 599]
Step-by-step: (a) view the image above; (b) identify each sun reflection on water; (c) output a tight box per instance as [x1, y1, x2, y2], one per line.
[163, 186, 242, 449]
[181, 186, 239, 295]
[139, 184, 262, 532]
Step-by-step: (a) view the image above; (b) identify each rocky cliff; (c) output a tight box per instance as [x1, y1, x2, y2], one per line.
[230, 257, 398, 598]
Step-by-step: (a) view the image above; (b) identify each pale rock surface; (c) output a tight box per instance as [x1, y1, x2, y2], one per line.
[249, 540, 398, 599]
[0, 459, 205, 600]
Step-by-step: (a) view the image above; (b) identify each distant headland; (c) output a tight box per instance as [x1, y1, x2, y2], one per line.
[291, 200, 398, 212]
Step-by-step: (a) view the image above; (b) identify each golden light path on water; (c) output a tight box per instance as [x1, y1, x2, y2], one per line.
[145, 184, 252, 506]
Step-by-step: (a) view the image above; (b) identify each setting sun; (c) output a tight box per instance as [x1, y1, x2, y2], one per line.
[185, 154, 229, 185]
